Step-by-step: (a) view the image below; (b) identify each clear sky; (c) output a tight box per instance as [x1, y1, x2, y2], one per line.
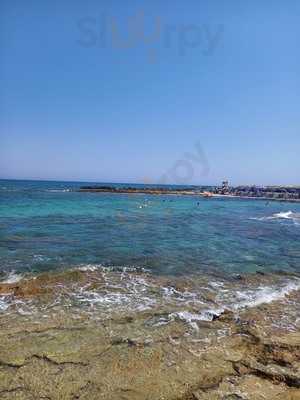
[1, 1, 299, 186]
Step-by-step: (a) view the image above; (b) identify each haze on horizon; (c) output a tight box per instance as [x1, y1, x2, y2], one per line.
[1, 1, 299, 187]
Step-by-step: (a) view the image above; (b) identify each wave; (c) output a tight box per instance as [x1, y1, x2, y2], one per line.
[273, 211, 300, 219]
[232, 279, 300, 309]
[251, 211, 300, 225]
[76, 264, 150, 274]
[0, 297, 9, 311]
[0, 271, 23, 284]
[1, 266, 299, 335]
[166, 278, 300, 328]
[45, 189, 71, 193]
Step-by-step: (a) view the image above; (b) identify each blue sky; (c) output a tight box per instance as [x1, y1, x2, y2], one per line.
[1, 1, 299, 185]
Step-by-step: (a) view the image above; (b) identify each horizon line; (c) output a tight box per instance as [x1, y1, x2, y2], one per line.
[1, 177, 299, 188]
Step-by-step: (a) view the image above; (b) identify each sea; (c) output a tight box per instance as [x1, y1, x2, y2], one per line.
[0, 179, 300, 326]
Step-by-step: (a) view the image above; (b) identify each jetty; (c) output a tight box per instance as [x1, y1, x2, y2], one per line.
[78, 183, 300, 201]
[213, 181, 300, 201]
[78, 185, 200, 195]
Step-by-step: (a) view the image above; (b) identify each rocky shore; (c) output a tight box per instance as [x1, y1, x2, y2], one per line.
[0, 269, 299, 399]
[214, 184, 300, 202]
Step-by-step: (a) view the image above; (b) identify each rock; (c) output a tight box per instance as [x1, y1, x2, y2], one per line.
[0, 283, 18, 295]
[0, 269, 300, 399]
[214, 309, 235, 323]
[233, 274, 244, 281]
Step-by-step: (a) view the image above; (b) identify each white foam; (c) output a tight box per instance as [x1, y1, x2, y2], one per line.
[76, 265, 149, 274]
[75, 274, 157, 312]
[233, 280, 300, 310]
[0, 297, 10, 312]
[251, 211, 300, 225]
[77, 264, 100, 272]
[1, 271, 23, 284]
[170, 308, 224, 330]
[138, 204, 147, 209]
[46, 189, 70, 192]
[167, 279, 300, 330]
[273, 211, 294, 219]
[210, 281, 225, 288]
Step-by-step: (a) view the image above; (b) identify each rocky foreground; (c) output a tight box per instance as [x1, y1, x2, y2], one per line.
[0, 270, 299, 400]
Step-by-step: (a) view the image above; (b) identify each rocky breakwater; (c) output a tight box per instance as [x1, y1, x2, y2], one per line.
[0, 269, 300, 399]
[78, 185, 200, 195]
[214, 185, 300, 202]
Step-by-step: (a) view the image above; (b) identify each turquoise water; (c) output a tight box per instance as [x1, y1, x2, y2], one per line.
[0, 179, 300, 278]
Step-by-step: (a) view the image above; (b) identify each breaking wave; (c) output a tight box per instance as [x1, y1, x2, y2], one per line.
[0, 271, 23, 284]
[167, 278, 300, 329]
[251, 211, 300, 225]
[1, 265, 299, 336]
[232, 279, 300, 309]
[0, 297, 9, 311]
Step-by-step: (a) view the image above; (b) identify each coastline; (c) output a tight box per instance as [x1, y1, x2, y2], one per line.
[1, 180, 300, 399]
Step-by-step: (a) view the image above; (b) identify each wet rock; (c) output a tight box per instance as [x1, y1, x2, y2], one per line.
[201, 290, 217, 303]
[0, 269, 300, 399]
[233, 274, 244, 281]
[213, 309, 235, 322]
[0, 283, 16, 295]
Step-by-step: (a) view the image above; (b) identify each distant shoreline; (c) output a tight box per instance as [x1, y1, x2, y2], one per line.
[78, 186, 300, 202]
[79, 187, 200, 195]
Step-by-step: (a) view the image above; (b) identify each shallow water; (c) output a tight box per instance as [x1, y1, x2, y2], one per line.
[1, 179, 300, 279]
[1, 179, 300, 329]
[1, 181, 300, 399]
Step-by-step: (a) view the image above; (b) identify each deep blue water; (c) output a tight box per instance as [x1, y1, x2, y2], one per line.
[0, 179, 300, 278]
